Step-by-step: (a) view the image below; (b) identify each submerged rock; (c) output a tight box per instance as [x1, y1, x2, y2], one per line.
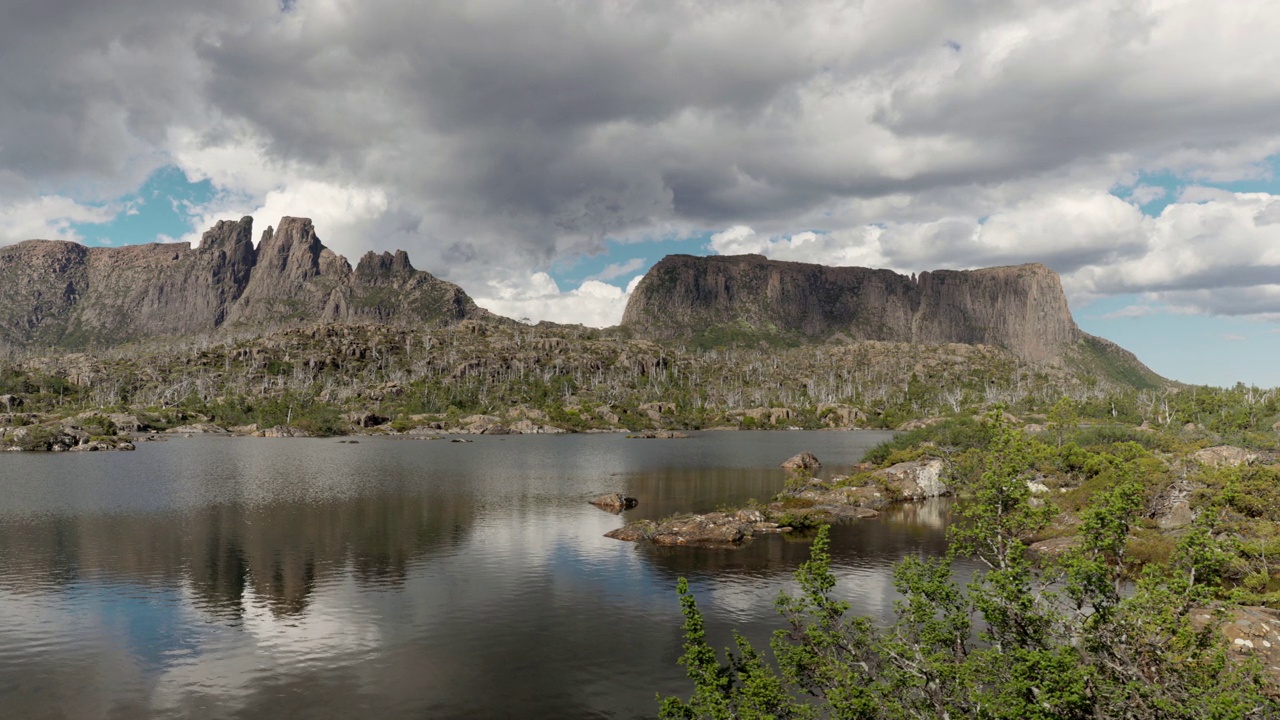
[626, 430, 691, 439]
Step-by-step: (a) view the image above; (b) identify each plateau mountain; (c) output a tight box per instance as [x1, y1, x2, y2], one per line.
[621, 253, 1159, 386]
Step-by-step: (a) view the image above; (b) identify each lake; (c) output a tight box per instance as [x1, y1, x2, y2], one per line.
[0, 430, 959, 719]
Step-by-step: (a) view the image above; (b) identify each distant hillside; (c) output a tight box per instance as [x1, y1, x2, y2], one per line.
[622, 253, 1164, 388]
[0, 216, 492, 348]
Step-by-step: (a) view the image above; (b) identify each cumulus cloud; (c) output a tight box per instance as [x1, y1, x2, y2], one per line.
[6, 0, 1280, 323]
[706, 189, 1280, 321]
[0, 196, 117, 245]
[473, 273, 642, 327]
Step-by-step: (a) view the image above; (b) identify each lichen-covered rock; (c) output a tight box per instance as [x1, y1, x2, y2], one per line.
[875, 458, 949, 500]
[1191, 445, 1258, 468]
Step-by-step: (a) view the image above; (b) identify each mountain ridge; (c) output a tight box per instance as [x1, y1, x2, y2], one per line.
[0, 216, 492, 348]
[0, 219, 1163, 388]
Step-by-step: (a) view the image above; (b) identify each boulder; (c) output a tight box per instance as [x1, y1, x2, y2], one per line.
[874, 457, 949, 500]
[258, 425, 313, 438]
[781, 451, 822, 471]
[742, 407, 796, 426]
[639, 402, 677, 421]
[589, 493, 638, 513]
[0, 394, 23, 411]
[346, 411, 388, 428]
[1191, 445, 1258, 468]
[817, 403, 866, 428]
[604, 524, 651, 542]
[1028, 535, 1081, 559]
[459, 414, 506, 434]
[509, 419, 568, 434]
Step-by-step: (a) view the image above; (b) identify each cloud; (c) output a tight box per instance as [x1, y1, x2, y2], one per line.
[700, 187, 1280, 321]
[0, 196, 117, 245]
[1224, 334, 1248, 342]
[7, 0, 1280, 322]
[584, 257, 646, 283]
[473, 273, 641, 327]
[1101, 305, 1159, 320]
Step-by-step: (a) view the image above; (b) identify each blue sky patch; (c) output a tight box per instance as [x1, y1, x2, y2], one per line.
[71, 165, 215, 247]
[1112, 154, 1280, 216]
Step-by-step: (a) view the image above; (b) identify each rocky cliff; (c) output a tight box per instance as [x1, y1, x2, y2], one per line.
[0, 217, 489, 348]
[621, 254, 1085, 364]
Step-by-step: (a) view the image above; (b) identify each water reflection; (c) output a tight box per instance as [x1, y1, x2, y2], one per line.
[0, 431, 952, 720]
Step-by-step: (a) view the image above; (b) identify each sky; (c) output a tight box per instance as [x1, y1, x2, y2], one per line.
[4, 1, 1280, 387]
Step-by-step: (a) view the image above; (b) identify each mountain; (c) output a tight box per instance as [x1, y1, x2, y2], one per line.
[621, 253, 1162, 386]
[0, 216, 490, 348]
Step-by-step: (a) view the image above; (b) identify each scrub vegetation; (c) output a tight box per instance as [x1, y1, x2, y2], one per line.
[660, 411, 1280, 719]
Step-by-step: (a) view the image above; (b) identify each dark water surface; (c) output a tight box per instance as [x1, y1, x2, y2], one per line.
[0, 431, 957, 719]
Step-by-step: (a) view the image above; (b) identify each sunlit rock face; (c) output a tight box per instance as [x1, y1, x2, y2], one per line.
[0, 216, 491, 348]
[622, 254, 1082, 364]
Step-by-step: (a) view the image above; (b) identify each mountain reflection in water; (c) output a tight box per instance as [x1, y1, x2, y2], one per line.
[0, 431, 965, 719]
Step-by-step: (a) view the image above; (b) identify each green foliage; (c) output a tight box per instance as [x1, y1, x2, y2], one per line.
[77, 414, 118, 437]
[660, 408, 1278, 719]
[862, 416, 993, 466]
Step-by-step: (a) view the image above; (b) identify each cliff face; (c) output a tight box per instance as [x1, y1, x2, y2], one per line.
[621, 254, 1083, 363]
[0, 216, 489, 348]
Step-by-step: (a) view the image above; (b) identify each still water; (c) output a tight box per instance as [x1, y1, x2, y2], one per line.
[0, 431, 956, 719]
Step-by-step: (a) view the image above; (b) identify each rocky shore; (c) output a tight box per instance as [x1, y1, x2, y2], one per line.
[603, 453, 951, 546]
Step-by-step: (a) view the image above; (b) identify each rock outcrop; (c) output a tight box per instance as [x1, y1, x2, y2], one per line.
[781, 451, 822, 471]
[0, 216, 491, 348]
[605, 509, 785, 546]
[622, 254, 1083, 363]
[589, 493, 638, 513]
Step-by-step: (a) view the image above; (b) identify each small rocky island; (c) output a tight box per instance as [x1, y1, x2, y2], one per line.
[604, 452, 949, 546]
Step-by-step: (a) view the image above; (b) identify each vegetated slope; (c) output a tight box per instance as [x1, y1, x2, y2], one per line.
[0, 217, 492, 348]
[621, 253, 1164, 387]
[2, 320, 1142, 435]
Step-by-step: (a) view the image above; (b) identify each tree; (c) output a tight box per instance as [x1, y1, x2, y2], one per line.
[659, 409, 1276, 719]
